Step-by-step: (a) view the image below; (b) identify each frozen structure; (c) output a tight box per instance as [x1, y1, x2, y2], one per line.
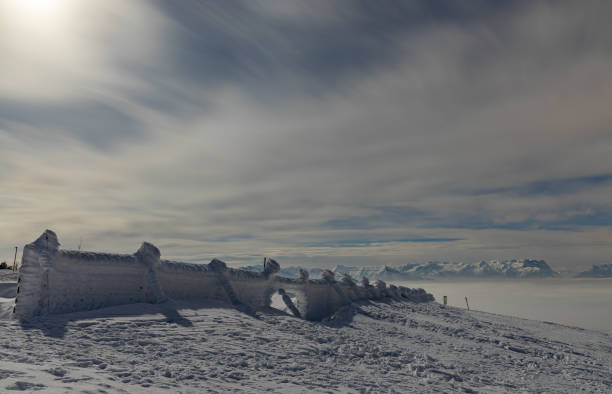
[12, 230, 434, 321]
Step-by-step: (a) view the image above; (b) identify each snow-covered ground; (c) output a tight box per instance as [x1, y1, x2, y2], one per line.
[1, 293, 611, 392]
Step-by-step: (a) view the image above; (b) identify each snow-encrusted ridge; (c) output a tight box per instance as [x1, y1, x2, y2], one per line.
[11, 230, 434, 321]
[243, 259, 558, 281]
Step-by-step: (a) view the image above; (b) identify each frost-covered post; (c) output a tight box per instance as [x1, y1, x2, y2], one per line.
[360, 277, 375, 299]
[341, 273, 359, 300]
[14, 230, 60, 320]
[341, 273, 355, 286]
[323, 269, 350, 304]
[387, 284, 402, 301]
[12, 246, 18, 272]
[278, 288, 301, 318]
[209, 258, 241, 306]
[321, 269, 336, 283]
[263, 257, 280, 278]
[135, 242, 167, 304]
[373, 280, 387, 299]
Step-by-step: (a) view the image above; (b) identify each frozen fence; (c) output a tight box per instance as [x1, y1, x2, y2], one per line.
[13, 230, 434, 321]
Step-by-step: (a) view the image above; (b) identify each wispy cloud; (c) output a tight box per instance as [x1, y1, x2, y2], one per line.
[1, 1, 611, 272]
[466, 174, 612, 197]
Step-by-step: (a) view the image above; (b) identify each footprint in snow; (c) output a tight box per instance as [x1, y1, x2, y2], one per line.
[5, 381, 46, 391]
[44, 367, 67, 377]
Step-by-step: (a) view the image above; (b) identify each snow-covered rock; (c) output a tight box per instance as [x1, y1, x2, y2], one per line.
[576, 264, 612, 278]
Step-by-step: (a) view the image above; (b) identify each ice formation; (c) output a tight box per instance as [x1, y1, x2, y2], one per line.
[12, 230, 434, 321]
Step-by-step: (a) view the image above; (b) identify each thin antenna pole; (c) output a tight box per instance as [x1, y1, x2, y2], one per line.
[12, 246, 18, 272]
[465, 296, 470, 311]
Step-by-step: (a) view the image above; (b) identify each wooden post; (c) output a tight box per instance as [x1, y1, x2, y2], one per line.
[465, 296, 470, 311]
[443, 295, 447, 306]
[12, 246, 18, 272]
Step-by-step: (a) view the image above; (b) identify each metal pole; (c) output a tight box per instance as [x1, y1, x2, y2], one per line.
[465, 296, 470, 311]
[12, 246, 18, 272]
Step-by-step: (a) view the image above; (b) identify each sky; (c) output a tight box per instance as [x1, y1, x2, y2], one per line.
[1, 0, 611, 272]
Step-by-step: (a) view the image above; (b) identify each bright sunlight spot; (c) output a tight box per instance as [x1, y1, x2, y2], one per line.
[20, 0, 59, 11]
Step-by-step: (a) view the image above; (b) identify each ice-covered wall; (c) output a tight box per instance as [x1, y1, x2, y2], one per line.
[13, 230, 434, 321]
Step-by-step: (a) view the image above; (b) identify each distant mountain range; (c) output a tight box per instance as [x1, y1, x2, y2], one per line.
[240, 259, 559, 281]
[576, 264, 612, 278]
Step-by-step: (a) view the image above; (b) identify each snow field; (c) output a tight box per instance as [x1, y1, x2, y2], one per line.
[0, 298, 611, 392]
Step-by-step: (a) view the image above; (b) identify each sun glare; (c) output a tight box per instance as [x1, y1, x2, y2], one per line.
[8, 0, 64, 21]
[5, 0, 67, 33]
[21, 0, 59, 11]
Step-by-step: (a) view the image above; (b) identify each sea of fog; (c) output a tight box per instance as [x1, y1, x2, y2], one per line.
[397, 278, 612, 334]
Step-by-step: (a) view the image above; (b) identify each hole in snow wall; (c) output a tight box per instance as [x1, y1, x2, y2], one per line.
[270, 278, 349, 321]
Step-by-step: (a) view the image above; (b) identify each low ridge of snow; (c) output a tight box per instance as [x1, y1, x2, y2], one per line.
[0, 296, 610, 392]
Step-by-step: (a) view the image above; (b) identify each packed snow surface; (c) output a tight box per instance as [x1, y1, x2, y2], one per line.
[1, 297, 611, 392]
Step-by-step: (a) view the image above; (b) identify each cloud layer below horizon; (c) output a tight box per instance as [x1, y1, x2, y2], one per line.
[1, 1, 611, 271]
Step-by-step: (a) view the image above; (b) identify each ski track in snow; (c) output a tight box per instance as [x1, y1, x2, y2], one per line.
[0, 298, 611, 393]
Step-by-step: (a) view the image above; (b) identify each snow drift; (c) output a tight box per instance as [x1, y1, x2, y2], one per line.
[11, 230, 433, 321]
